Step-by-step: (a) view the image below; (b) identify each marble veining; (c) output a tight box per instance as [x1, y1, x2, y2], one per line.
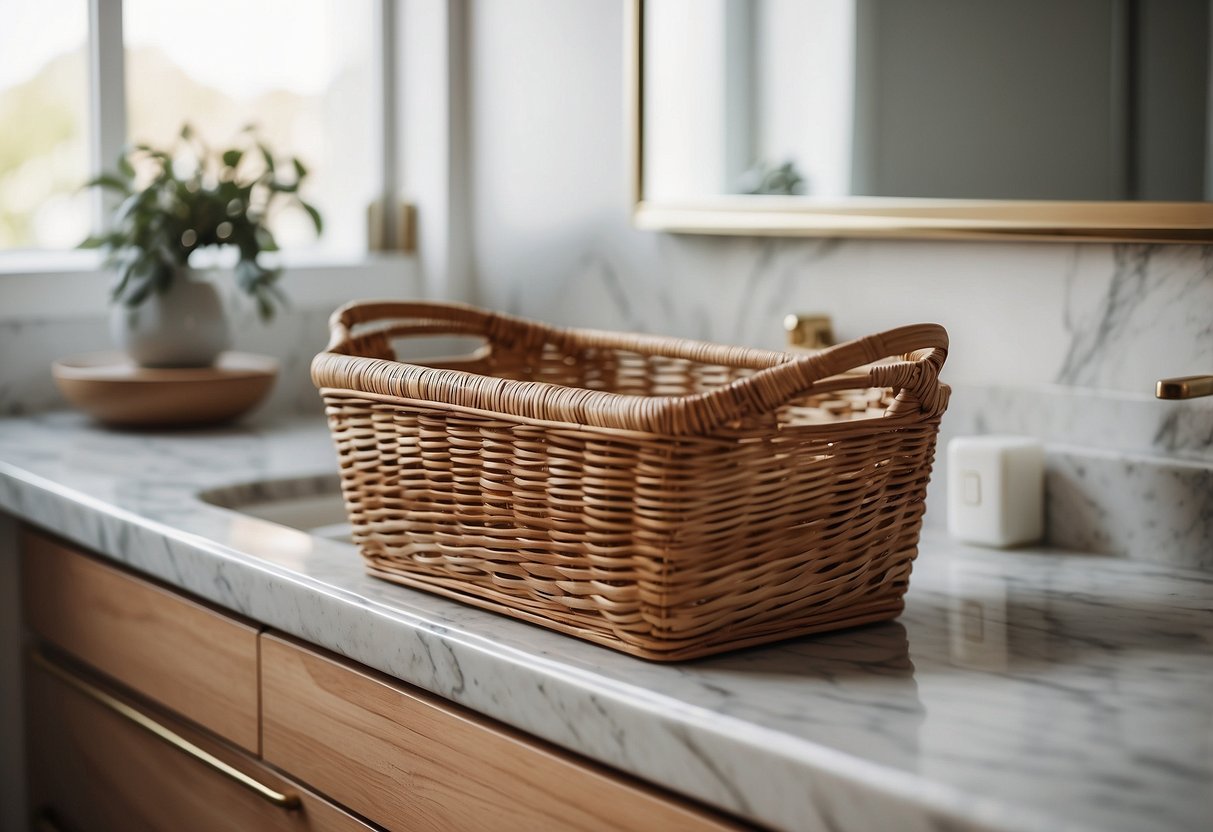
[1057, 245, 1213, 392]
[1, 412, 1211, 832]
[1045, 447, 1213, 571]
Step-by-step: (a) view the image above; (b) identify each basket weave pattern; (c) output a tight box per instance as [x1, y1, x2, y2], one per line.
[313, 302, 950, 661]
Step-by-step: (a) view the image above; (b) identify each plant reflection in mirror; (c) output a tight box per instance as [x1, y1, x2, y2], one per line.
[738, 159, 807, 196]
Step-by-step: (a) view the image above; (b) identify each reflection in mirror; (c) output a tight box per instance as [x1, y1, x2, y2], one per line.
[643, 0, 1210, 203]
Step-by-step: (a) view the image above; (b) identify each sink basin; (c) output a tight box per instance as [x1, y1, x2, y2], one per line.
[200, 475, 353, 542]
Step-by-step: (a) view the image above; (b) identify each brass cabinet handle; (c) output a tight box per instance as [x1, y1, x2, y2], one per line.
[29, 649, 301, 810]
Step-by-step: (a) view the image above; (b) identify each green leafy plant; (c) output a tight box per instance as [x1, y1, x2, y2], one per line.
[81, 124, 322, 320]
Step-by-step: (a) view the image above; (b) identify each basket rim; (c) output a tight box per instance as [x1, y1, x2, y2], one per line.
[317, 385, 949, 442]
[312, 301, 949, 435]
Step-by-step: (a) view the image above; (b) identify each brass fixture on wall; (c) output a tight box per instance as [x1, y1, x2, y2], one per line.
[367, 200, 417, 253]
[1156, 375, 1213, 399]
[784, 314, 835, 351]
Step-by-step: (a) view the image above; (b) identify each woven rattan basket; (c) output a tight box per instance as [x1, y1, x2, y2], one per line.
[312, 301, 950, 661]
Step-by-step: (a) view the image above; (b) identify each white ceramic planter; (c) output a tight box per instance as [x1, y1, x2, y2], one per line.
[110, 269, 232, 368]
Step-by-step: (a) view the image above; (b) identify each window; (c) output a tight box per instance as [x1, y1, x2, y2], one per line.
[124, 0, 378, 255]
[0, 0, 387, 258]
[0, 0, 91, 249]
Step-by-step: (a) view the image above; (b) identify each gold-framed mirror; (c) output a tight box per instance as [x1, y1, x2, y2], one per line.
[628, 0, 1213, 243]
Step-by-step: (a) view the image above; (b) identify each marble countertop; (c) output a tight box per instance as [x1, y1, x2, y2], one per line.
[1, 412, 1210, 832]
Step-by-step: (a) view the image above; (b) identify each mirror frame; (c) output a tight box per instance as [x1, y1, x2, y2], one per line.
[627, 0, 1213, 243]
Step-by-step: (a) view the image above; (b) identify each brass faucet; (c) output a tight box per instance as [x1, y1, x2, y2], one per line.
[1156, 376, 1213, 399]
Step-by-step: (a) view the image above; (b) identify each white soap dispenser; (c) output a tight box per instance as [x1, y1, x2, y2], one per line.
[947, 435, 1044, 548]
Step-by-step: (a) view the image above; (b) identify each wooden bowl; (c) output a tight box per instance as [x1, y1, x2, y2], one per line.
[53, 352, 278, 428]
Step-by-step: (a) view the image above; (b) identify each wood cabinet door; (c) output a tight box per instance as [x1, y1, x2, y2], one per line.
[26, 651, 377, 832]
[261, 634, 741, 832]
[21, 528, 260, 752]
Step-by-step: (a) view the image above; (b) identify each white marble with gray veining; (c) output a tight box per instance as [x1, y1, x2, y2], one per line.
[1043, 446, 1213, 571]
[1, 411, 1211, 832]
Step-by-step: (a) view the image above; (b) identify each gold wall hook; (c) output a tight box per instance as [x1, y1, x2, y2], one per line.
[1156, 375, 1213, 399]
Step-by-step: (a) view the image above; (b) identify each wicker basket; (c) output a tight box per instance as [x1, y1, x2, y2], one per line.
[312, 301, 950, 661]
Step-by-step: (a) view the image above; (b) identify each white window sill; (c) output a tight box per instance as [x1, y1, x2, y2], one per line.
[0, 249, 104, 275]
[0, 250, 421, 321]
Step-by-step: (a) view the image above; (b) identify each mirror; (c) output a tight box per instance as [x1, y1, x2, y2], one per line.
[630, 0, 1213, 242]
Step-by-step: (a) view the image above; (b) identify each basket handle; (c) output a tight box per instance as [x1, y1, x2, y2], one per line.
[701, 323, 949, 426]
[325, 300, 549, 353]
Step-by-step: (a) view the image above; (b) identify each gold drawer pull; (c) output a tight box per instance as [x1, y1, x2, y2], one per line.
[30, 650, 301, 810]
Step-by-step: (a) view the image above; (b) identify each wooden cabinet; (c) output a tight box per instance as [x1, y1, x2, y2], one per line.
[261, 634, 737, 832]
[22, 528, 260, 753]
[26, 652, 375, 832]
[21, 528, 743, 831]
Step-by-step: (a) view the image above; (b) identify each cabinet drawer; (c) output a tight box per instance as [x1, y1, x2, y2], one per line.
[21, 527, 260, 752]
[261, 634, 740, 832]
[27, 651, 376, 832]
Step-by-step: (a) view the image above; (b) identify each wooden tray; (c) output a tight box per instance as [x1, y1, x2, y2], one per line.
[53, 352, 277, 428]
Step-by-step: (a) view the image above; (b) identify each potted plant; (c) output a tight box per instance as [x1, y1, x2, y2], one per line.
[82, 124, 322, 368]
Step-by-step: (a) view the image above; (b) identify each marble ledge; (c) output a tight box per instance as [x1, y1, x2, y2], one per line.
[0, 411, 1211, 832]
[1045, 444, 1213, 571]
[932, 384, 1213, 571]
